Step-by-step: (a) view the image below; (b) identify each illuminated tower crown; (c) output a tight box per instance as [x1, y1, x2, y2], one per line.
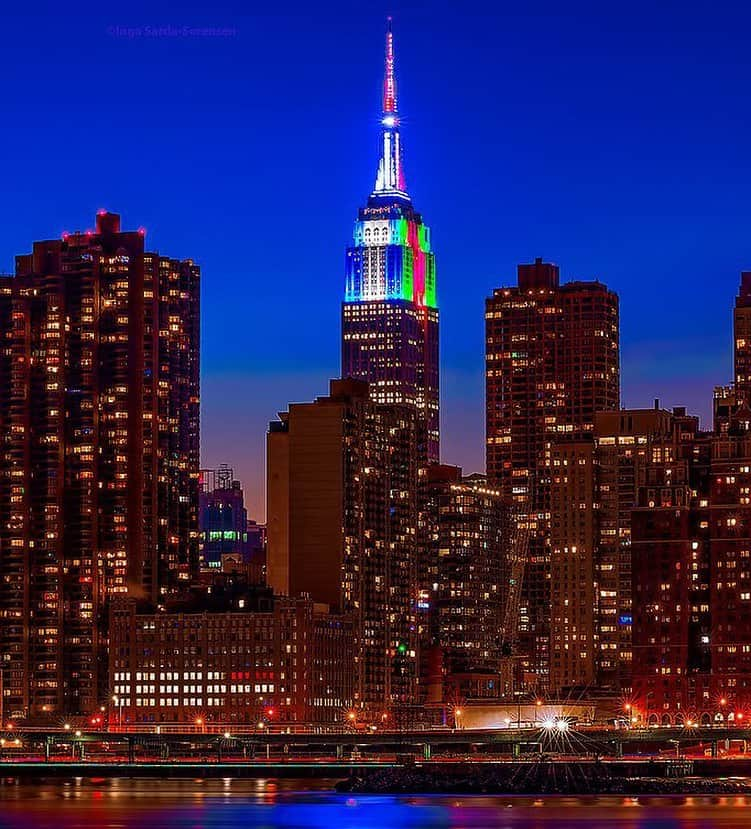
[342, 20, 439, 464]
[344, 20, 437, 309]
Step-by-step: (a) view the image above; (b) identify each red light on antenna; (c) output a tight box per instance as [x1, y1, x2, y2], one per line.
[138, 227, 146, 236]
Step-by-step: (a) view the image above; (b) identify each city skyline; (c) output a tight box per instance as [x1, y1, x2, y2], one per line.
[6, 3, 751, 804]
[5, 2, 751, 518]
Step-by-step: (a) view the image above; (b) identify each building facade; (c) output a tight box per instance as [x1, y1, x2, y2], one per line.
[592, 407, 690, 692]
[109, 589, 353, 726]
[549, 440, 598, 692]
[422, 466, 511, 702]
[0, 211, 200, 720]
[341, 21, 439, 462]
[630, 421, 712, 722]
[629, 413, 751, 723]
[266, 378, 419, 712]
[199, 465, 265, 579]
[485, 258, 619, 689]
[547, 406, 703, 695]
[629, 275, 751, 723]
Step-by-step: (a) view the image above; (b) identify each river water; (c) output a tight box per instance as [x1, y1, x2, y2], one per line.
[1, 778, 751, 828]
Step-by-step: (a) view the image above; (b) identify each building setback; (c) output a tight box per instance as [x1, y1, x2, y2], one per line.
[109, 588, 353, 726]
[0, 211, 200, 720]
[485, 258, 619, 690]
[266, 378, 419, 711]
[341, 21, 439, 463]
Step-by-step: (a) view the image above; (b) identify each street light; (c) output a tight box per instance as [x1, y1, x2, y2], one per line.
[454, 708, 462, 730]
[113, 695, 123, 730]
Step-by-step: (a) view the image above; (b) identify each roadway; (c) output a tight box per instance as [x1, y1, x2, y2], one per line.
[2, 723, 751, 762]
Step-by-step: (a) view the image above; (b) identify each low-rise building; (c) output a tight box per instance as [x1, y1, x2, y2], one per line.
[109, 585, 353, 726]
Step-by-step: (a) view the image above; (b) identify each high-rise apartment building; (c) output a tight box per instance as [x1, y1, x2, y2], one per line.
[485, 258, 619, 688]
[266, 379, 419, 710]
[341, 21, 439, 462]
[549, 440, 598, 692]
[631, 416, 712, 722]
[0, 211, 200, 719]
[593, 407, 688, 692]
[627, 276, 751, 723]
[422, 466, 511, 701]
[632, 413, 751, 725]
[548, 406, 702, 695]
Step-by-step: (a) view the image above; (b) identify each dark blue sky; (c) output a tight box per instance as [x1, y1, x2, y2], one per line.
[3, 0, 750, 516]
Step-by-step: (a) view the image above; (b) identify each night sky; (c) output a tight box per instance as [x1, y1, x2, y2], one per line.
[3, 0, 751, 516]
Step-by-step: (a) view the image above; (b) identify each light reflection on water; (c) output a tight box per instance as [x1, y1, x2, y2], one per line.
[1, 779, 751, 828]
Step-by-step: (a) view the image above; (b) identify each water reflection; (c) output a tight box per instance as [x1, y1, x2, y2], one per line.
[1, 780, 751, 828]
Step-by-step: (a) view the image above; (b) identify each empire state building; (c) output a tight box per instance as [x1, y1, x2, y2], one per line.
[342, 21, 439, 462]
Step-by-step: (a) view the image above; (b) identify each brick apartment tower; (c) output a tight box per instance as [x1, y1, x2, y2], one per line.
[631, 408, 751, 724]
[592, 407, 688, 693]
[266, 379, 419, 710]
[485, 259, 619, 689]
[629, 273, 751, 722]
[0, 212, 200, 719]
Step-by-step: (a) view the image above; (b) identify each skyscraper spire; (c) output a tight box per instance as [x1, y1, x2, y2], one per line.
[373, 18, 408, 199]
[383, 17, 397, 115]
